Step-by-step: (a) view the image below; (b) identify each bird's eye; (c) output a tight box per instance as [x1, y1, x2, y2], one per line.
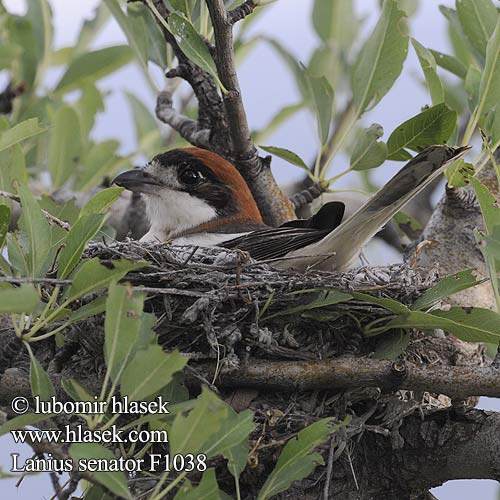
[179, 168, 202, 185]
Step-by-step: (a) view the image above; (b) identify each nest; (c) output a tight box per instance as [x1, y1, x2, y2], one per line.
[83, 240, 437, 369]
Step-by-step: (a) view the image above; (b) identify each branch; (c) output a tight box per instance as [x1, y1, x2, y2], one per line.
[205, 0, 296, 224]
[0, 190, 71, 231]
[335, 407, 500, 498]
[203, 357, 500, 399]
[155, 91, 211, 149]
[206, 0, 258, 172]
[289, 183, 323, 209]
[228, 0, 257, 24]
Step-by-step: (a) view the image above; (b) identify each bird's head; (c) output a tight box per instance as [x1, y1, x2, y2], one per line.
[113, 148, 262, 238]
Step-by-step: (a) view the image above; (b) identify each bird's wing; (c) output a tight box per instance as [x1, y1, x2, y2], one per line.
[222, 227, 330, 260]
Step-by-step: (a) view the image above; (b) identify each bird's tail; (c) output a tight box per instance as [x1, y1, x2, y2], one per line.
[285, 145, 470, 271]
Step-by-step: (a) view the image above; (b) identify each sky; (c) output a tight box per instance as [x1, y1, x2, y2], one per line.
[1, 1, 499, 499]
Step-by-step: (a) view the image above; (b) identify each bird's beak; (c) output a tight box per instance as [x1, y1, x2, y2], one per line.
[113, 168, 161, 193]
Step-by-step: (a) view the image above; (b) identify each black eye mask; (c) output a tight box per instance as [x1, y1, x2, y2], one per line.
[153, 150, 235, 214]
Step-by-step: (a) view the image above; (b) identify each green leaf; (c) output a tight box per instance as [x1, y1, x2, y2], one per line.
[252, 103, 304, 144]
[28, 347, 55, 401]
[265, 290, 352, 319]
[350, 124, 388, 171]
[0, 412, 56, 437]
[204, 408, 254, 458]
[57, 214, 106, 279]
[62, 378, 95, 403]
[104, 283, 144, 383]
[308, 44, 341, 88]
[168, 13, 226, 92]
[83, 485, 113, 500]
[0, 118, 47, 152]
[121, 347, 187, 400]
[9, 17, 38, 88]
[204, 407, 254, 481]
[48, 106, 82, 189]
[77, 141, 128, 191]
[0, 145, 28, 202]
[18, 185, 52, 278]
[0, 43, 22, 71]
[386, 103, 457, 160]
[74, 4, 111, 56]
[456, 0, 498, 58]
[103, 0, 154, 88]
[261, 37, 309, 98]
[173, 469, 221, 500]
[470, 177, 500, 234]
[351, 292, 411, 314]
[6, 233, 29, 277]
[444, 6, 476, 69]
[127, 3, 168, 69]
[477, 17, 500, 144]
[55, 46, 134, 94]
[465, 65, 482, 110]
[430, 50, 467, 79]
[412, 269, 482, 310]
[373, 330, 410, 360]
[412, 39, 444, 105]
[68, 296, 107, 323]
[306, 74, 334, 145]
[481, 226, 500, 264]
[26, 0, 53, 70]
[444, 159, 475, 188]
[125, 92, 162, 155]
[258, 418, 340, 500]
[312, 0, 358, 49]
[0, 284, 39, 313]
[160, 372, 189, 405]
[65, 258, 146, 302]
[80, 187, 124, 217]
[70, 443, 132, 500]
[170, 387, 226, 455]
[76, 84, 105, 139]
[351, 0, 409, 114]
[375, 307, 500, 343]
[259, 146, 309, 171]
[0, 204, 10, 249]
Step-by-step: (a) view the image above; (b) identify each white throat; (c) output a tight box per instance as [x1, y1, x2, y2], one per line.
[140, 189, 217, 242]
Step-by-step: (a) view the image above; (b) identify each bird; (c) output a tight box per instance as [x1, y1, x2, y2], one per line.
[113, 145, 469, 271]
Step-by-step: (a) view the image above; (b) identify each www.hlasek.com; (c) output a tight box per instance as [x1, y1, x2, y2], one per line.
[8, 395, 207, 473]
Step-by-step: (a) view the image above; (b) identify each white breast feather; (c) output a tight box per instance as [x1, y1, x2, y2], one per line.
[140, 189, 217, 242]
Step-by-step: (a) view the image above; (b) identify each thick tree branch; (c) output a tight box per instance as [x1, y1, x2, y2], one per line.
[205, 357, 500, 399]
[206, 0, 258, 173]
[205, 0, 296, 224]
[329, 407, 500, 499]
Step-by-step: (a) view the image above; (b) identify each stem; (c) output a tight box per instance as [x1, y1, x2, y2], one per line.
[324, 167, 352, 185]
[10, 314, 22, 338]
[319, 105, 357, 182]
[29, 320, 73, 342]
[234, 476, 242, 500]
[363, 315, 398, 334]
[151, 471, 188, 500]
